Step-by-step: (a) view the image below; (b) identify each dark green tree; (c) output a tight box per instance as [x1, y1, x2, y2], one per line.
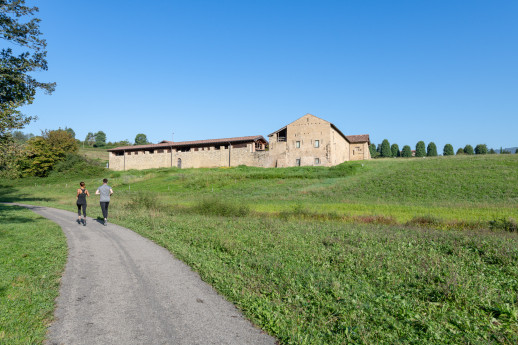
[464, 145, 474, 155]
[415, 141, 426, 157]
[134, 133, 149, 145]
[0, 0, 55, 139]
[475, 144, 488, 155]
[380, 139, 391, 157]
[443, 144, 454, 156]
[94, 131, 106, 147]
[426, 142, 438, 156]
[489, 148, 496, 154]
[401, 145, 412, 157]
[63, 127, 75, 139]
[456, 148, 464, 155]
[369, 143, 378, 158]
[391, 143, 400, 157]
[85, 132, 95, 146]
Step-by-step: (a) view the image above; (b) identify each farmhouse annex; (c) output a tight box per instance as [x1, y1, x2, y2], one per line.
[107, 114, 370, 170]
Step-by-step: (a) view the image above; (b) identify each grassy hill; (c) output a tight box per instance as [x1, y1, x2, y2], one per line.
[1, 154, 517, 344]
[78, 146, 109, 165]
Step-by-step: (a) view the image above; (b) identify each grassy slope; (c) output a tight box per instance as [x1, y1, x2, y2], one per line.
[78, 147, 109, 164]
[0, 205, 67, 344]
[1, 154, 517, 344]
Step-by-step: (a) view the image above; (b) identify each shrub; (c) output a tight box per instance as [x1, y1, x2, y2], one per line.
[443, 144, 454, 156]
[401, 145, 412, 157]
[456, 148, 464, 155]
[50, 153, 105, 177]
[489, 217, 517, 232]
[427, 142, 438, 156]
[415, 141, 426, 157]
[475, 144, 488, 155]
[464, 145, 474, 155]
[406, 215, 443, 228]
[195, 197, 249, 217]
[127, 191, 161, 210]
[381, 139, 392, 157]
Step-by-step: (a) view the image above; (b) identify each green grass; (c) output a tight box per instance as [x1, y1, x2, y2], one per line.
[0, 204, 67, 344]
[111, 202, 518, 344]
[78, 146, 109, 164]
[1, 154, 517, 344]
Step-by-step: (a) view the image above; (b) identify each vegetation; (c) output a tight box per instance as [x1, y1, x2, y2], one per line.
[475, 144, 488, 155]
[134, 133, 149, 145]
[415, 141, 426, 157]
[1, 154, 517, 344]
[380, 139, 391, 158]
[391, 143, 400, 157]
[464, 145, 474, 155]
[94, 131, 106, 147]
[443, 143, 454, 156]
[427, 142, 438, 156]
[0, 204, 67, 344]
[401, 145, 412, 157]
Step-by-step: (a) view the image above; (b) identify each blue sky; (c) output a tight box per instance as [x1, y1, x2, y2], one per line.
[19, 0, 518, 150]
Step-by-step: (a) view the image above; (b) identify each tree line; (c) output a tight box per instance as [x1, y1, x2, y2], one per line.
[368, 140, 511, 158]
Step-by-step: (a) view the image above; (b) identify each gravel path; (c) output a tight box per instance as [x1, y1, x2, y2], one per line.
[16, 204, 277, 345]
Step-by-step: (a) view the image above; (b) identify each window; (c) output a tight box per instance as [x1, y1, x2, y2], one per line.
[296, 141, 300, 148]
[314, 140, 320, 148]
[296, 158, 301, 166]
[314, 158, 320, 165]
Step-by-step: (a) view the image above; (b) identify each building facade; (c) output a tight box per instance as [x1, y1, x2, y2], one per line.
[107, 114, 370, 171]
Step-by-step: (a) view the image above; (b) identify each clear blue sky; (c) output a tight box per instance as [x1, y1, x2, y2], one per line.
[19, 0, 518, 151]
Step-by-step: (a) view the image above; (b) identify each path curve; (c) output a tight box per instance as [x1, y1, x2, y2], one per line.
[16, 204, 277, 345]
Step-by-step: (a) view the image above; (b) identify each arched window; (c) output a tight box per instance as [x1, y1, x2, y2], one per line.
[177, 158, 182, 169]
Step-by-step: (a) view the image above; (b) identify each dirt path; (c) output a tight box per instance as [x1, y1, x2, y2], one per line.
[16, 204, 277, 345]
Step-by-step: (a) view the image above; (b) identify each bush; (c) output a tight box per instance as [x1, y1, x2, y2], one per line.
[401, 145, 412, 157]
[415, 141, 426, 157]
[195, 197, 249, 217]
[456, 148, 464, 155]
[427, 142, 438, 157]
[50, 153, 105, 177]
[475, 144, 488, 155]
[489, 217, 517, 232]
[464, 145, 474, 155]
[443, 144, 454, 156]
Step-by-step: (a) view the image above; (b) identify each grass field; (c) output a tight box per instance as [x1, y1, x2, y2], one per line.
[78, 147, 109, 165]
[0, 154, 517, 344]
[0, 204, 67, 344]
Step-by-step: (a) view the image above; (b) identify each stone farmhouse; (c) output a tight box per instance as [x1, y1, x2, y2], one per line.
[107, 114, 370, 171]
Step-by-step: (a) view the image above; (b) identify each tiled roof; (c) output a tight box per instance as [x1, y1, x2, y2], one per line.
[345, 134, 370, 143]
[107, 135, 267, 152]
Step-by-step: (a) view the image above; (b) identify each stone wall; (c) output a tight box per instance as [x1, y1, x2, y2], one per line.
[349, 142, 371, 160]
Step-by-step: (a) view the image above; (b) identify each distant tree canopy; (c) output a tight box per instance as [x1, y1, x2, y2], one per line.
[464, 145, 474, 155]
[134, 133, 149, 145]
[23, 129, 77, 176]
[380, 139, 391, 158]
[11, 130, 34, 143]
[391, 143, 400, 157]
[427, 142, 438, 157]
[415, 141, 426, 157]
[369, 143, 378, 158]
[456, 148, 465, 155]
[94, 131, 106, 147]
[63, 127, 75, 139]
[489, 148, 496, 154]
[401, 145, 412, 157]
[475, 144, 488, 155]
[0, 0, 55, 139]
[443, 144, 454, 156]
[85, 132, 95, 146]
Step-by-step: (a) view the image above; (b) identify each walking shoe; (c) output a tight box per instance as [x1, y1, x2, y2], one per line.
[77, 219, 81, 224]
[83, 219, 86, 226]
[104, 220, 107, 226]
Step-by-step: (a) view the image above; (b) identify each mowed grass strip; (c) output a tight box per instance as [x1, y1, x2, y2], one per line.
[113, 200, 518, 345]
[0, 205, 67, 345]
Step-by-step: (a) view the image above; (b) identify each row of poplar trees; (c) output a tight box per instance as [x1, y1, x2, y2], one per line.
[369, 140, 494, 158]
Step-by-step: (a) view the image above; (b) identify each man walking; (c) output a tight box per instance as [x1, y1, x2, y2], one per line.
[96, 178, 113, 226]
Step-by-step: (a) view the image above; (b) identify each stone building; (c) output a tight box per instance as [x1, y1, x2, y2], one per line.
[107, 114, 370, 171]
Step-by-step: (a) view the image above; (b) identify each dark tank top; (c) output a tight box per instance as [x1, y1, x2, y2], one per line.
[77, 188, 87, 205]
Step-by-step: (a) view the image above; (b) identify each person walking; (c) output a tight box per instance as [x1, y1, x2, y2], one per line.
[76, 182, 90, 226]
[96, 178, 113, 226]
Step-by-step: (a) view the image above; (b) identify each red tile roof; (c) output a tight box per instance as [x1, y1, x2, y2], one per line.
[107, 135, 267, 151]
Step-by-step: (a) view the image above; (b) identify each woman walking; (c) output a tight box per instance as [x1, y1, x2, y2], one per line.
[76, 181, 90, 226]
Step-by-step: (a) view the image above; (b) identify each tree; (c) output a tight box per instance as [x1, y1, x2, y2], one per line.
[369, 143, 378, 158]
[489, 148, 496, 154]
[23, 129, 77, 176]
[456, 148, 464, 155]
[0, 0, 55, 139]
[391, 143, 400, 157]
[415, 141, 426, 157]
[94, 131, 106, 147]
[443, 144, 454, 156]
[380, 139, 391, 158]
[11, 130, 33, 143]
[426, 142, 438, 156]
[134, 133, 149, 145]
[64, 127, 75, 139]
[464, 145, 474, 155]
[85, 132, 95, 146]
[401, 145, 412, 157]
[475, 144, 487, 155]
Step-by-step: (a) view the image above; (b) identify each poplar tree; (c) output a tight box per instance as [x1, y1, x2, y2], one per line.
[401, 145, 412, 157]
[381, 139, 392, 157]
[443, 144, 454, 156]
[415, 141, 426, 157]
[427, 142, 438, 156]
[391, 143, 400, 157]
